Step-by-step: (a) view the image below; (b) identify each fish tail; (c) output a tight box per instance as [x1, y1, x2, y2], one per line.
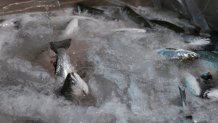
[50, 39, 71, 53]
[179, 86, 187, 107]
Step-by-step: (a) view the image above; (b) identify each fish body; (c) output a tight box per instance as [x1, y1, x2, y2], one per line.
[50, 39, 89, 98]
[121, 6, 152, 28]
[156, 48, 199, 61]
[50, 39, 74, 82]
[74, 3, 104, 15]
[150, 19, 184, 33]
[182, 72, 202, 96]
[203, 89, 218, 99]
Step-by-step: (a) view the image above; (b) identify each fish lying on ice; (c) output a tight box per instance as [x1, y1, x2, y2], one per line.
[150, 19, 185, 33]
[50, 39, 89, 100]
[74, 3, 104, 15]
[121, 6, 152, 28]
[182, 71, 211, 97]
[181, 71, 215, 98]
[203, 89, 218, 99]
[156, 48, 199, 61]
[181, 71, 202, 97]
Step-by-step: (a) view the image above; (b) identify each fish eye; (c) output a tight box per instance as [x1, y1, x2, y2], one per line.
[71, 80, 77, 85]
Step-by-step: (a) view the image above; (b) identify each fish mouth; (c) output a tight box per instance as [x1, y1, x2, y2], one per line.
[68, 72, 89, 97]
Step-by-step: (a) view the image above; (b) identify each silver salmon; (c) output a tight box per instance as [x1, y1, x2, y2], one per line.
[50, 39, 89, 100]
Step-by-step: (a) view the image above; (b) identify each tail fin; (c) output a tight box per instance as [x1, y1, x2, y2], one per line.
[50, 39, 71, 53]
[179, 86, 187, 107]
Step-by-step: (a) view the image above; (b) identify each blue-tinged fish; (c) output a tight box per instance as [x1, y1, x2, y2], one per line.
[196, 51, 218, 72]
[200, 72, 212, 81]
[181, 71, 202, 96]
[50, 39, 89, 99]
[156, 48, 199, 61]
[181, 71, 213, 98]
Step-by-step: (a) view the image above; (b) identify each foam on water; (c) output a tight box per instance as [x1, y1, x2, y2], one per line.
[0, 6, 216, 123]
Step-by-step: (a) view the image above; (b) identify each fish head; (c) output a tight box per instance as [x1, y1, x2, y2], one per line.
[67, 72, 89, 98]
[178, 49, 199, 60]
[200, 72, 212, 80]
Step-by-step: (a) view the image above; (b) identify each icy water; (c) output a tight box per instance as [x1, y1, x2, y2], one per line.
[0, 6, 217, 123]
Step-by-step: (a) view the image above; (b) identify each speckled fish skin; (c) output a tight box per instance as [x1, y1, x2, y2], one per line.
[201, 72, 213, 81]
[156, 48, 199, 61]
[55, 48, 74, 82]
[196, 51, 218, 70]
[50, 39, 73, 82]
[50, 39, 89, 98]
[61, 73, 89, 101]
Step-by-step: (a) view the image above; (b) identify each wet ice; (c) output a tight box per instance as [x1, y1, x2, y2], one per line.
[0, 6, 217, 123]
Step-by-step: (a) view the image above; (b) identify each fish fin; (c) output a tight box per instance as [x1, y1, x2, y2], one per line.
[50, 39, 71, 53]
[178, 86, 187, 107]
